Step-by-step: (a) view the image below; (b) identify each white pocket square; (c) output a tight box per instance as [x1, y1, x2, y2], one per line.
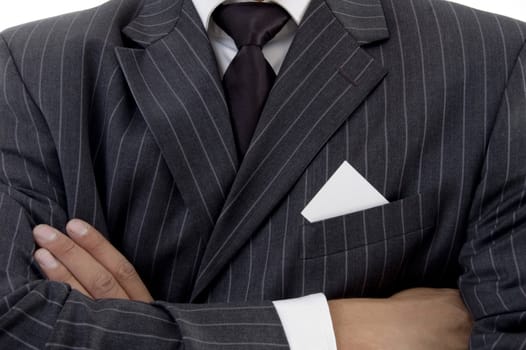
[301, 161, 389, 223]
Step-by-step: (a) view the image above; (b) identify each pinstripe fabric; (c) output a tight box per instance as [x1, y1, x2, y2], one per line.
[0, 0, 525, 348]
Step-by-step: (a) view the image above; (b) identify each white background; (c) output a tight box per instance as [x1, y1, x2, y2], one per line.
[0, 0, 525, 31]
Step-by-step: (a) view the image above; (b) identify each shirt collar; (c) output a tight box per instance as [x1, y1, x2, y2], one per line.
[192, 0, 311, 30]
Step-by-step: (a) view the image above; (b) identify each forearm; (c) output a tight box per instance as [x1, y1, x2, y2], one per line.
[2, 281, 287, 349]
[327, 289, 472, 350]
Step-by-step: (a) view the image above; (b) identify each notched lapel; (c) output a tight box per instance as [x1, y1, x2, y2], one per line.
[325, 0, 390, 45]
[192, 0, 389, 300]
[121, 0, 183, 47]
[115, 0, 238, 229]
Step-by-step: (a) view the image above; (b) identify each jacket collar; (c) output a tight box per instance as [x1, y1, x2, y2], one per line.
[122, 0, 389, 47]
[326, 0, 389, 45]
[122, 0, 185, 48]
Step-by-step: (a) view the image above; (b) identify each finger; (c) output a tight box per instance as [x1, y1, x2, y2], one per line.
[66, 219, 153, 302]
[34, 248, 92, 298]
[33, 225, 129, 300]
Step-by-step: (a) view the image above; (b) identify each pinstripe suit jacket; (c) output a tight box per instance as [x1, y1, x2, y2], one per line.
[1, 0, 526, 348]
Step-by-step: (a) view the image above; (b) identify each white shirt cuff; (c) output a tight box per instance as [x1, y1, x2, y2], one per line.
[273, 293, 337, 350]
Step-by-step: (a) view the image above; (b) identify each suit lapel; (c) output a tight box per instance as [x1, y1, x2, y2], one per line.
[192, 0, 390, 300]
[325, 0, 389, 45]
[115, 0, 238, 228]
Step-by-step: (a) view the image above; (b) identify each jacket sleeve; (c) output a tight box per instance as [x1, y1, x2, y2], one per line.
[0, 35, 289, 349]
[459, 40, 526, 349]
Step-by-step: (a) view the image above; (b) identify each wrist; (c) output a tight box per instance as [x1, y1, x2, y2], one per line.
[328, 298, 387, 350]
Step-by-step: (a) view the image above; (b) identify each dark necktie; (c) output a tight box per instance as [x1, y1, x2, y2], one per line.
[213, 3, 290, 159]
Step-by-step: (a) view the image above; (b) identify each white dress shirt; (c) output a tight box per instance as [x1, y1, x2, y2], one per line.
[192, 1, 338, 349]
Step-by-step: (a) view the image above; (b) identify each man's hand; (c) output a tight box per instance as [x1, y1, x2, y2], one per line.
[329, 288, 473, 350]
[32, 219, 153, 303]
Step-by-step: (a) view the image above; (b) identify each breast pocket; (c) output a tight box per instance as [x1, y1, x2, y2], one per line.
[299, 191, 438, 297]
[301, 191, 437, 260]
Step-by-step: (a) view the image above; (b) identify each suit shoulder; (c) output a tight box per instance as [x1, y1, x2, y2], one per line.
[435, 0, 522, 39]
[440, 0, 525, 64]
[387, 0, 525, 61]
[0, 0, 143, 65]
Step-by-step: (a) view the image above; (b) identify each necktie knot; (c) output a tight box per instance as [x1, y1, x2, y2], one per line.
[213, 3, 290, 48]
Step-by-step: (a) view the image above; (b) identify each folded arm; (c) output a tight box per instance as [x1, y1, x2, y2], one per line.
[0, 35, 289, 349]
[459, 41, 526, 349]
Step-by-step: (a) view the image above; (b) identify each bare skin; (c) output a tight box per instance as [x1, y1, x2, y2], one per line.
[329, 288, 473, 350]
[33, 220, 473, 348]
[33, 220, 152, 302]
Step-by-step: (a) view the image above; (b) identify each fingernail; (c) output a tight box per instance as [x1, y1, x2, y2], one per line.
[68, 219, 89, 237]
[35, 249, 58, 269]
[33, 225, 58, 243]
